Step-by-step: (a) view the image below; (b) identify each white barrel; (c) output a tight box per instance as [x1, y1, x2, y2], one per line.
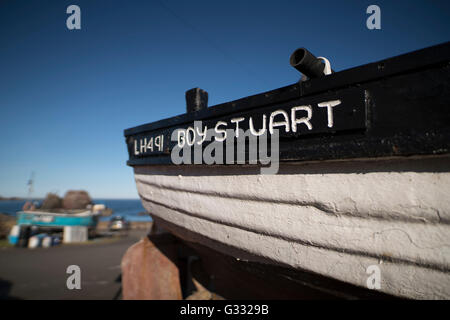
[9, 225, 20, 237]
[8, 225, 20, 245]
[28, 236, 40, 249]
[42, 236, 53, 248]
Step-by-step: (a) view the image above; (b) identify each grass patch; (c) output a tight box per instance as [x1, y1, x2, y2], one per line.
[0, 239, 13, 248]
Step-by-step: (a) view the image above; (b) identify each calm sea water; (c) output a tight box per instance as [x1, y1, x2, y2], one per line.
[0, 198, 151, 221]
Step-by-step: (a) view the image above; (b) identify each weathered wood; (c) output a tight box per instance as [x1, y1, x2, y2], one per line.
[121, 231, 182, 300]
[185, 87, 208, 113]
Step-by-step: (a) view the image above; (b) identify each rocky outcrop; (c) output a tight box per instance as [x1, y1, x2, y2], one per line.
[40, 193, 62, 210]
[63, 190, 92, 210]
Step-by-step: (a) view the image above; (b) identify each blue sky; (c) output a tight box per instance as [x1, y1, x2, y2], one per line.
[0, 0, 449, 198]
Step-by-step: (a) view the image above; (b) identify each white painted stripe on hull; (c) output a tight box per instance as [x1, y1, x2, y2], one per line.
[141, 199, 450, 299]
[136, 182, 450, 270]
[133, 157, 450, 298]
[135, 157, 450, 223]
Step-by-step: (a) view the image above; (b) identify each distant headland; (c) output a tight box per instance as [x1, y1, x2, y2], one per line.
[0, 196, 25, 201]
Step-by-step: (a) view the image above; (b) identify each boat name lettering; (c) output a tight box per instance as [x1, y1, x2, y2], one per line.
[176, 99, 343, 148]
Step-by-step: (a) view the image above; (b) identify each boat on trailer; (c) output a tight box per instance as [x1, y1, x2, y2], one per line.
[12, 209, 100, 246]
[124, 42, 450, 299]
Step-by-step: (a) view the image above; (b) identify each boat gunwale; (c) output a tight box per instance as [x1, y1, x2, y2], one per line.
[18, 210, 95, 217]
[124, 42, 450, 137]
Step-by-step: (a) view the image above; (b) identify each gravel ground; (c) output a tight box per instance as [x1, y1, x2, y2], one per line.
[0, 230, 148, 300]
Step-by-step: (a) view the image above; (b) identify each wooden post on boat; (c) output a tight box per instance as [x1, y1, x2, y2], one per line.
[185, 87, 208, 113]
